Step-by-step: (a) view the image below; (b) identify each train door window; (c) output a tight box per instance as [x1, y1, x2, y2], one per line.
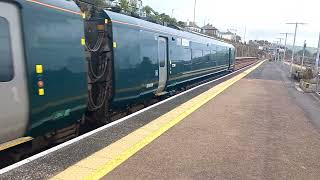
[0, 17, 13, 82]
[158, 37, 167, 67]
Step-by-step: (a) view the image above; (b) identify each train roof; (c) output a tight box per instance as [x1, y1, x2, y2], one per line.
[105, 10, 234, 49]
[12, 0, 81, 14]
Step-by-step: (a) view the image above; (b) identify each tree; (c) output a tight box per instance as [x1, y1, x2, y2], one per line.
[142, 5, 153, 16]
[177, 21, 186, 28]
[129, 0, 137, 13]
[313, 52, 318, 58]
[92, 0, 106, 7]
[119, 0, 130, 12]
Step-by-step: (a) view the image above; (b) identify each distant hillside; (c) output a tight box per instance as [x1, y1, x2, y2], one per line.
[286, 45, 318, 54]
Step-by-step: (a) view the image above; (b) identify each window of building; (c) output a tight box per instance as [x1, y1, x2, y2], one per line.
[0, 17, 13, 82]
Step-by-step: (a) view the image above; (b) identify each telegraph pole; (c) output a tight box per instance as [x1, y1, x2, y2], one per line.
[280, 33, 292, 63]
[286, 22, 307, 74]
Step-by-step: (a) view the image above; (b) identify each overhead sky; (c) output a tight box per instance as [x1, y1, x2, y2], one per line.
[143, 0, 320, 48]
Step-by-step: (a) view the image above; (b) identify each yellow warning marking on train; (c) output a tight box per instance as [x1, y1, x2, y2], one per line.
[36, 64, 43, 74]
[51, 60, 265, 180]
[81, 38, 86, 46]
[39, 88, 45, 96]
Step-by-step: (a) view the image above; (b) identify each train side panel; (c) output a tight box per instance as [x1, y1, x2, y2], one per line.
[111, 18, 143, 104]
[17, 0, 88, 137]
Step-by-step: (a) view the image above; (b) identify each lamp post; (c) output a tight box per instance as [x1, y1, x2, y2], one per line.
[286, 22, 307, 74]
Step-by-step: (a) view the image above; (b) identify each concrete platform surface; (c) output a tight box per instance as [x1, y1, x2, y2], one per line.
[105, 61, 320, 179]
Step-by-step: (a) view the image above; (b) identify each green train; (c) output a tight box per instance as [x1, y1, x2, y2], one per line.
[0, 0, 235, 151]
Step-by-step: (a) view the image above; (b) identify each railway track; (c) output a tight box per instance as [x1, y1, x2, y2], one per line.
[0, 58, 259, 169]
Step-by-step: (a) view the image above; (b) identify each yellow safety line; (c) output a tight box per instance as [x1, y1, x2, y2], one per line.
[51, 60, 265, 180]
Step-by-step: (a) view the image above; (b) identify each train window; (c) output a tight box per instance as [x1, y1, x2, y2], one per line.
[0, 17, 13, 82]
[182, 48, 191, 61]
[181, 39, 190, 47]
[203, 50, 210, 61]
[192, 49, 203, 59]
[176, 38, 182, 46]
[210, 51, 217, 61]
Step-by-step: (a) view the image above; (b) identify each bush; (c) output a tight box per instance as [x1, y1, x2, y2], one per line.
[302, 68, 314, 80]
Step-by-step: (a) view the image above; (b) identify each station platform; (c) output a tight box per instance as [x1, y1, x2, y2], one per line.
[2, 60, 320, 179]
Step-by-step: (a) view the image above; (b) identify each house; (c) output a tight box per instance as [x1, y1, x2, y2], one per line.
[201, 24, 218, 37]
[220, 30, 241, 42]
[185, 20, 202, 33]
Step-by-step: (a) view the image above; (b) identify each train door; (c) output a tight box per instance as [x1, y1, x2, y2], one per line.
[0, 2, 29, 144]
[156, 37, 168, 95]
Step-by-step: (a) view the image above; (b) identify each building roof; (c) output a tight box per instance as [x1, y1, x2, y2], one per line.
[220, 31, 234, 35]
[201, 24, 218, 30]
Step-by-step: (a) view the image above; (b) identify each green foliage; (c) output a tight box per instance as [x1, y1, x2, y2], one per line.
[301, 67, 314, 80]
[313, 52, 319, 58]
[119, 0, 130, 12]
[129, 0, 137, 12]
[159, 13, 176, 25]
[142, 5, 153, 16]
[177, 21, 186, 28]
[92, 0, 106, 7]
[297, 49, 311, 57]
[286, 49, 293, 56]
